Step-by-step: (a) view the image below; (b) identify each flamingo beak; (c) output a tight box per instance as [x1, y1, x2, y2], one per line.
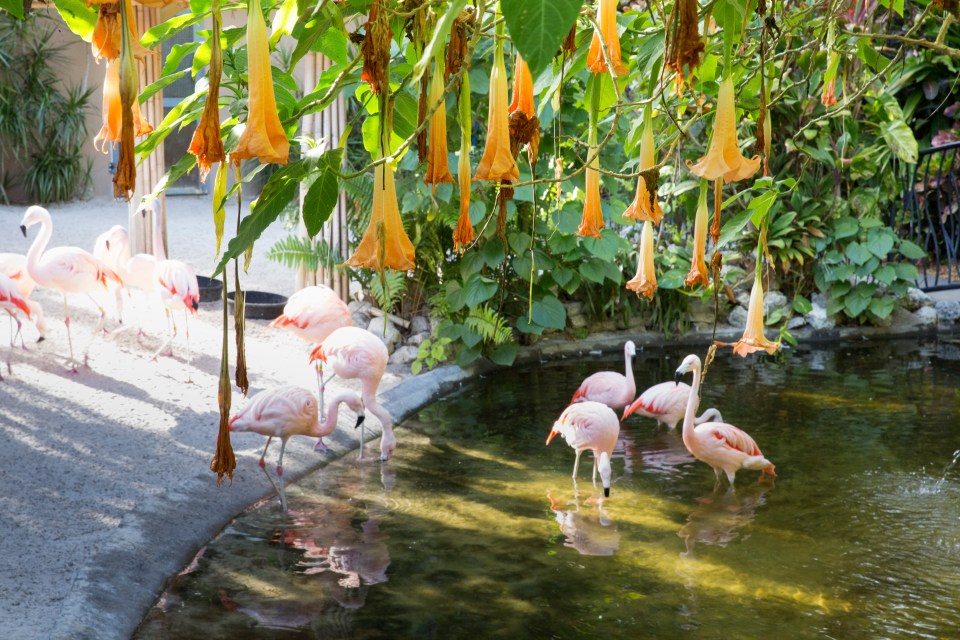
[191, 298, 200, 312]
[545, 430, 558, 446]
[228, 414, 238, 431]
[105, 240, 111, 251]
[674, 370, 683, 386]
[604, 487, 610, 498]
[354, 413, 365, 429]
[20, 225, 27, 237]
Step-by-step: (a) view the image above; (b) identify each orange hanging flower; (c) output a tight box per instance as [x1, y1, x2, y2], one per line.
[686, 75, 760, 183]
[731, 273, 781, 357]
[113, 0, 150, 199]
[424, 52, 454, 189]
[577, 129, 604, 238]
[230, 0, 289, 165]
[821, 52, 840, 108]
[474, 33, 519, 183]
[623, 111, 663, 224]
[627, 221, 657, 299]
[91, 2, 151, 62]
[345, 161, 416, 271]
[684, 185, 710, 288]
[361, 0, 390, 95]
[587, 0, 628, 76]
[188, 0, 225, 182]
[508, 53, 535, 119]
[453, 75, 474, 253]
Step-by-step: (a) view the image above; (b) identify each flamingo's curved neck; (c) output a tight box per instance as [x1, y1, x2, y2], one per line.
[682, 363, 702, 452]
[314, 392, 355, 437]
[150, 207, 167, 261]
[623, 348, 635, 389]
[25, 213, 52, 288]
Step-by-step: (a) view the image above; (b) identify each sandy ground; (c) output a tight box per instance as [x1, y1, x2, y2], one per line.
[0, 196, 425, 639]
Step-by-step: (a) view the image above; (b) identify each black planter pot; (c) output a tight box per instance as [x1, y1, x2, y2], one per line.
[227, 290, 288, 321]
[196, 276, 223, 303]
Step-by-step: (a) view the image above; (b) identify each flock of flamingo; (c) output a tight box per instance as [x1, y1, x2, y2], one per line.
[549, 341, 776, 497]
[0, 205, 774, 512]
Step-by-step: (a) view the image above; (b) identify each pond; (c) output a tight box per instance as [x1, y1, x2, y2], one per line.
[135, 340, 960, 639]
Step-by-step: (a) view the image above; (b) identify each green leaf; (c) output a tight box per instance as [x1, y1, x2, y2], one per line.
[302, 151, 342, 238]
[874, 265, 896, 285]
[894, 262, 919, 281]
[516, 316, 544, 335]
[212, 161, 308, 277]
[845, 242, 872, 265]
[869, 297, 895, 319]
[488, 343, 520, 366]
[501, 0, 583, 78]
[898, 239, 925, 260]
[531, 296, 566, 330]
[792, 295, 813, 314]
[480, 240, 505, 268]
[880, 119, 918, 164]
[141, 71, 190, 104]
[579, 260, 606, 284]
[865, 228, 895, 257]
[49, 0, 98, 41]
[0, 0, 24, 19]
[270, 0, 299, 46]
[833, 216, 859, 240]
[844, 294, 871, 318]
[461, 273, 498, 307]
[143, 12, 209, 48]
[455, 342, 482, 367]
[161, 42, 202, 77]
[718, 206, 753, 248]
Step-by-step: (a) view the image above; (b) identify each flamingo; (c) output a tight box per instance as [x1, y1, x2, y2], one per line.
[95, 211, 161, 334]
[92, 225, 130, 324]
[267, 284, 352, 410]
[546, 401, 620, 497]
[309, 326, 395, 461]
[570, 340, 636, 409]
[0, 253, 47, 343]
[0, 273, 31, 378]
[144, 201, 199, 364]
[674, 354, 776, 486]
[19, 205, 122, 370]
[621, 381, 724, 429]
[229, 385, 365, 513]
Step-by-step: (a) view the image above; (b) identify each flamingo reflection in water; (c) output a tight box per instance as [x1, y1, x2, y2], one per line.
[678, 484, 770, 558]
[547, 490, 620, 556]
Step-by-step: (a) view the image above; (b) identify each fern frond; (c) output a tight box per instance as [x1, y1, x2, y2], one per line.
[370, 270, 407, 312]
[465, 306, 514, 345]
[266, 235, 344, 273]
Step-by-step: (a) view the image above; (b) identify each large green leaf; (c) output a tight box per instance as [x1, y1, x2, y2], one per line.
[501, 0, 583, 78]
[488, 343, 520, 366]
[302, 150, 343, 238]
[0, 0, 23, 19]
[531, 296, 566, 330]
[461, 273, 498, 307]
[898, 239, 926, 260]
[143, 12, 209, 48]
[865, 228, 895, 258]
[50, 0, 98, 42]
[845, 241, 872, 265]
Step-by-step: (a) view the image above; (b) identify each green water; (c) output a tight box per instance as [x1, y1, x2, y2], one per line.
[136, 340, 960, 639]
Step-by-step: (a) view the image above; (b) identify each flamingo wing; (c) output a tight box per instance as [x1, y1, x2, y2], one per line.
[572, 372, 631, 409]
[699, 422, 763, 457]
[0, 275, 30, 317]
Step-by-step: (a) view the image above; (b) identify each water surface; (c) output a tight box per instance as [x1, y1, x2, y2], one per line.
[136, 340, 960, 639]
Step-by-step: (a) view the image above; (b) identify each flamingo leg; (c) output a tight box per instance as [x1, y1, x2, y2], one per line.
[572, 449, 583, 480]
[315, 362, 324, 417]
[256, 436, 284, 511]
[183, 311, 193, 383]
[592, 454, 598, 487]
[276, 439, 288, 514]
[357, 403, 366, 461]
[151, 309, 175, 360]
[84, 294, 107, 366]
[60, 294, 81, 374]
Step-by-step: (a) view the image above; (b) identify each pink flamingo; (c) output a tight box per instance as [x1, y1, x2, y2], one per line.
[144, 201, 199, 364]
[674, 354, 776, 486]
[621, 381, 724, 429]
[19, 205, 122, 370]
[93, 225, 130, 324]
[0, 253, 47, 343]
[267, 284, 352, 410]
[570, 340, 636, 409]
[546, 401, 620, 497]
[229, 385, 365, 513]
[0, 273, 31, 378]
[309, 326, 395, 461]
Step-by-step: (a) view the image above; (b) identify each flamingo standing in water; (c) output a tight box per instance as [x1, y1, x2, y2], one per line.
[674, 354, 776, 486]
[0, 273, 31, 378]
[267, 284, 352, 410]
[0, 253, 47, 343]
[230, 385, 365, 513]
[309, 326, 395, 461]
[143, 201, 199, 364]
[546, 401, 620, 497]
[570, 340, 636, 410]
[19, 205, 122, 370]
[621, 381, 724, 429]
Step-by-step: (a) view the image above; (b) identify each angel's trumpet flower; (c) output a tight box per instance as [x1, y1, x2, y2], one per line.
[94, 59, 151, 150]
[508, 53, 540, 165]
[686, 75, 760, 183]
[577, 126, 604, 238]
[188, 0, 225, 181]
[474, 28, 519, 183]
[424, 52, 454, 189]
[453, 75, 474, 253]
[626, 221, 657, 299]
[732, 271, 781, 357]
[664, 0, 704, 89]
[588, 0, 628, 76]
[684, 184, 710, 288]
[112, 0, 149, 199]
[821, 52, 840, 108]
[91, 2, 150, 61]
[230, 0, 288, 165]
[508, 53, 535, 119]
[623, 110, 663, 224]
[345, 160, 416, 271]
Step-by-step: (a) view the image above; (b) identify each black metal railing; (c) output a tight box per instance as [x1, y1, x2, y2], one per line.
[889, 141, 960, 291]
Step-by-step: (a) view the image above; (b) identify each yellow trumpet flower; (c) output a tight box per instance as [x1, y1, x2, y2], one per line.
[732, 273, 781, 357]
[627, 221, 657, 299]
[230, 0, 288, 165]
[474, 31, 519, 183]
[684, 185, 710, 288]
[424, 52, 454, 189]
[453, 75, 474, 253]
[345, 161, 416, 271]
[588, 0, 628, 76]
[624, 111, 663, 224]
[508, 53, 535, 119]
[686, 75, 760, 183]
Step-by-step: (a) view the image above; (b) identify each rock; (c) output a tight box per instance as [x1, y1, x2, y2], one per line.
[564, 301, 584, 317]
[904, 287, 933, 311]
[569, 314, 588, 329]
[915, 306, 938, 326]
[406, 332, 429, 347]
[786, 315, 807, 330]
[764, 290, 788, 314]
[367, 317, 401, 354]
[410, 315, 431, 334]
[688, 299, 718, 324]
[935, 300, 960, 322]
[736, 291, 751, 308]
[390, 345, 420, 365]
[805, 303, 835, 330]
[349, 299, 376, 327]
[886, 308, 921, 331]
[811, 292, 828, 308]
[727, 305, 748, 328]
